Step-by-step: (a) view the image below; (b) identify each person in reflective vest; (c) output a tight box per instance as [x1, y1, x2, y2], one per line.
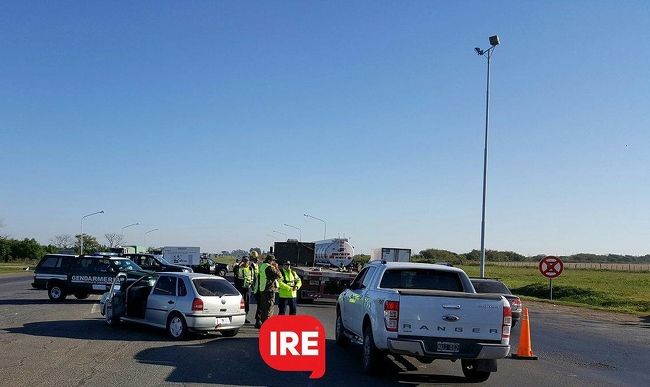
[278, 260, 302, 315]
[236, 257, 253, 322]
[255, 254, 282, 328]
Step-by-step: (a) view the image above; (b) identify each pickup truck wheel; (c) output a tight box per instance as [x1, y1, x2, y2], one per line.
[217, 269, 227, 277]
[74, 292, 89, 299]
[47, 283, 67, 302]
[362, 326, 382, 373]
[221, 328, 239, 337]
[167, 314, 188, 340]
[335, 312, 350, 347]
[461, 360, 491, 383]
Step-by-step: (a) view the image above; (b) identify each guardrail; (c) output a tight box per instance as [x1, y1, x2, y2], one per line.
[487, 261, 650, 272]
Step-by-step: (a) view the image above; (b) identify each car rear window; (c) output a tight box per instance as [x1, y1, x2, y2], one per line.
[39, 256, 62, 268]
[472, 280, 511, 294]
[380, 269, 463, 292]
[192, 278, 239, 297]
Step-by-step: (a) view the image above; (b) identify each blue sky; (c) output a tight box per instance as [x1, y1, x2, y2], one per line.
[1, 1, 649, 256]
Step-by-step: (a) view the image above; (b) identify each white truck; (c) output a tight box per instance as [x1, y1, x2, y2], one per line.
[370, 247, 412, 263]
[162, 246, 201, 268]
[336, 261, 511, 382]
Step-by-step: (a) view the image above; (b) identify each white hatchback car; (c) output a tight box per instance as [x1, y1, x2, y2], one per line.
[102, 271, 245, 339]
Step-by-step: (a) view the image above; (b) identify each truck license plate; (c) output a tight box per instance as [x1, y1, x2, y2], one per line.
[216, 317, 230, 326]
[437, 342, 460, 353]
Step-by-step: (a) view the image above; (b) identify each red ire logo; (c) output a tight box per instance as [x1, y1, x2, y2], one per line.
[259, 315, 326, 379]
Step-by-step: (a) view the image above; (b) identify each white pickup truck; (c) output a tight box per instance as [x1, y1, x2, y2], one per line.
[336, 261, 512, 382]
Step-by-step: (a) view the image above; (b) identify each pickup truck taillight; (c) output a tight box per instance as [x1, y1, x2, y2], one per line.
[240, 298, 245, 310]
[510, 298, 522, 313]
[192, 298, 204, 311]
[384, 300, 400, 332]
[502, 304, 512, 339]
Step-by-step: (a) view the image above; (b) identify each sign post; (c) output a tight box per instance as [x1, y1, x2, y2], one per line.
[539, 256, 564, 300]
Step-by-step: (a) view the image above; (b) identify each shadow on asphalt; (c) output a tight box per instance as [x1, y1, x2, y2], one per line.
[0, 298, 97, 306]
[2, 318, 221, 342]
[134, 339, 468, 386]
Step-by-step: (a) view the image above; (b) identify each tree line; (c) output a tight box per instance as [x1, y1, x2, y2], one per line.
[0, 233, 130, 262]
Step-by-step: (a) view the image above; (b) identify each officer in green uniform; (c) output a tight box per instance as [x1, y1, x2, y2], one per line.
[278, 261, 302, 315]
[255, 254, 282, 328]
[236, 257, 253, 322]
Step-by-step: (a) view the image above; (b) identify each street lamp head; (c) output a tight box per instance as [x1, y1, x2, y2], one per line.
[474, 47, 484, 55]
[100, 210, 105, 214]
[489, 35, 500, 46]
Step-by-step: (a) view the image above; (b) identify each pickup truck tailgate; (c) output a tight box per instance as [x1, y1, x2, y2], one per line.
[398, 290, 505, 341]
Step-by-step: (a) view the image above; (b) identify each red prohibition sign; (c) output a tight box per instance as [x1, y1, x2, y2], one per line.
[539, 256, 564, 278]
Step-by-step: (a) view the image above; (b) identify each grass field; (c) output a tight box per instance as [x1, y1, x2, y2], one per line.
[0, 263, 32, 275]
[460, 264, 650, 315]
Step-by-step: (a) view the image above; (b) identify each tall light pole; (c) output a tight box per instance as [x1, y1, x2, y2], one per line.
[283, 223, 302, 241]
[475, 35, 500, 278]
[304, 213, 327, 240]
[121, 222, 140, 241]
[144, 228, 159, 247]
[272, 230, 288, 239]
[80, 210, 104, 255]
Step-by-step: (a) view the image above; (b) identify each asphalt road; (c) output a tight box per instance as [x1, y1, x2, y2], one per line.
[1, 273, 649, 386]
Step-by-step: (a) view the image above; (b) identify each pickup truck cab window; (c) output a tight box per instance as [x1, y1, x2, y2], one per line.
[379, 268, 463, 292]
[349, 268, 369, 290]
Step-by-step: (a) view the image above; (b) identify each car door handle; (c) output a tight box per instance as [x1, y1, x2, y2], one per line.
[168, 300, 175, 304]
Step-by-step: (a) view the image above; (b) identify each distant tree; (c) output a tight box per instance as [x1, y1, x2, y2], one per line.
[417, 249, 463, 264]
[74, 234, 102, 254]
[352, 254, 370, 266]
[0, 236, 11, 262]
[249, 247, 262, 257]
[104, 233, 125, 248]
[9, 238, 44, 261]
[51, 234, 74, 249]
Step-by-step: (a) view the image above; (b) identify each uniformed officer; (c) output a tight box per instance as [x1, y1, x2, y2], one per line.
[236, 257, 253, 322]
[278, 260, 302, 315]
[255, 254, 282, 328]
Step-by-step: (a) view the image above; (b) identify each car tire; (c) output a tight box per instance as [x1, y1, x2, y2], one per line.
[47, 283, 67, 302]
[335, 311, 350, 347]
[362, 325, 382, 373]
[217, 269, 227, 277]
[221, 328, 239, 337]
[461, 360, 491, 383]
[167, 313, 188, 340]
[106, 306, 120, 327]
[74, 292, 89, 299]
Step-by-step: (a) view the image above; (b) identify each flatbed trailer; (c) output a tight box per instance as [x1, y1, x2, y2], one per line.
[273, 241, 358, 302]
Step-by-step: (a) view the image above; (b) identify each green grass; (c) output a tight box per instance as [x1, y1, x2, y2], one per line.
[212, 255, 238, 266]
[459, 264, 650, 315]
[0, 263, 32, 275]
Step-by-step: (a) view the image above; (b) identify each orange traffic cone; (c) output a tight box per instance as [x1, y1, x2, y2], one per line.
[511, 307, 538, 360]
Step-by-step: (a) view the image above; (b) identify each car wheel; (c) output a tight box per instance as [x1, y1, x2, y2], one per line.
[74, 292, 89, 299]
[335, 312, 350, 347]
[461, 360, 491, 383]
[47, 283, 67, 302]
[106, 306, 120, 327]
[221, 328, 239, 337]
[362, 325, 382, 373]
[167, 313, 188, 340]
[217, 269, 227, 277]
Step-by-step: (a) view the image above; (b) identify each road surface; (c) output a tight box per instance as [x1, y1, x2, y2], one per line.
[1, 273, 648, 386]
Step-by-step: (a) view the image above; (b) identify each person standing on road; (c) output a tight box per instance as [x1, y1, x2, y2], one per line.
[278, 260, 302, 315]
[255, 254, 282, 328]
[235, 257, 253, 322]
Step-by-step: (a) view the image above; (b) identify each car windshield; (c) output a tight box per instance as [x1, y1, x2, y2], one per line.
[379, 269, 463, 292]
[112, 259, 142, 272]
[192, 278, 238, 297]
[472, 280, 511, 294]
[158, 256, 171, 265]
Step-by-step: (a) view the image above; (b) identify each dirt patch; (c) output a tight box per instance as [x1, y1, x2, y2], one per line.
[526, 300, 649, 327]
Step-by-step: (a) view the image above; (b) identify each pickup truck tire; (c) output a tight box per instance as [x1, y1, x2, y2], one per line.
[217, 268, 227, 277]
[335, 312, 350, 347]
[221, 328, 239, 337]
[47, 283, 67, 302]
[362, 325, 382, 373]
[461, 360, 491, 383]
[74, 292, 89, 299]
[167, 313, 188, 340]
